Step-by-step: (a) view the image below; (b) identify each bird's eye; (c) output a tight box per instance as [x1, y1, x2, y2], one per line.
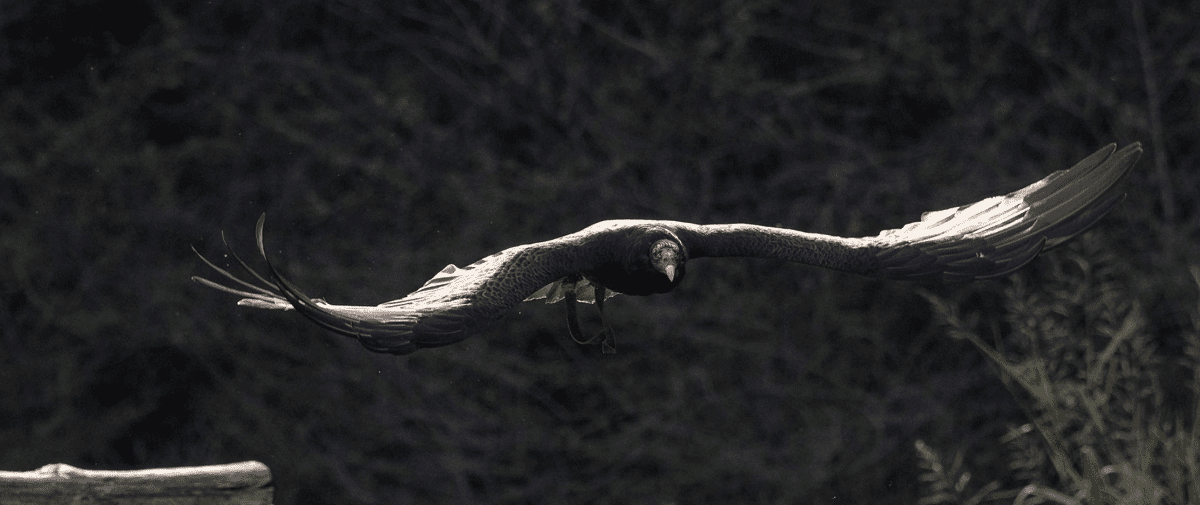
[650, 239, 680, 263]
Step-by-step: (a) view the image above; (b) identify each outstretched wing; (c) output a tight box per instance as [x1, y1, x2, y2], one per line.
[678, 142, 1142, 282]
[192, 215, 584, 354]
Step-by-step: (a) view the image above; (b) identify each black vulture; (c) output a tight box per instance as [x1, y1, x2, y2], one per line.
[193, 142, 1142, 354]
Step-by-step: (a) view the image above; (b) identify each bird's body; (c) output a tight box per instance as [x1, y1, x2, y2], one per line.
[194, 143, 1142, 354]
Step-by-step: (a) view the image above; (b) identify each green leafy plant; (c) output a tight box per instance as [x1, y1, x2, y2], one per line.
[916, 236, 1200, 505]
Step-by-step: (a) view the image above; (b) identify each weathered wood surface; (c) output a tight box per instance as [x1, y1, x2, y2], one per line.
[0, 460, 273, 505]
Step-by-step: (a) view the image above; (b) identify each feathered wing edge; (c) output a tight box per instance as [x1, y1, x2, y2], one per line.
[871, 142, 1142, 281]
[192, 214, 455, 355]
[193, 215, 609, 355]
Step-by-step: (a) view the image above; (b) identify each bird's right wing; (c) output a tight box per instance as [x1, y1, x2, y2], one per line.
[193, 215, 588, 354]
[679, 142, 1142, 282]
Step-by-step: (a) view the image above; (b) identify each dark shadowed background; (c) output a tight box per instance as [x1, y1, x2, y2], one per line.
[2, 0, 1196, 503]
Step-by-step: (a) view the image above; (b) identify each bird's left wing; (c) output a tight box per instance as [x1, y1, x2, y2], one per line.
[192, 215, 588, 354]
[676, 142, 1142, 282]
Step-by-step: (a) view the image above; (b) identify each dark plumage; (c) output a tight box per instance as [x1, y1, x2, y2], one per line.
[193, 143, 1142, 354]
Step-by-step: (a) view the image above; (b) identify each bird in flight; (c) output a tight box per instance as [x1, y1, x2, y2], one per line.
[193, 143, 1142, 355]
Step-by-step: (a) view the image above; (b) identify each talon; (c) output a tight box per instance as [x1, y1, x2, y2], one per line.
[595, 284, 616, 354]
[563, 276, 588, 345]
[561, 275, 615, 352]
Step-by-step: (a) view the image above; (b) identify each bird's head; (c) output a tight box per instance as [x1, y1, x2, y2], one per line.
[648, 237, 685, 284]
[585, 225, 687, 296]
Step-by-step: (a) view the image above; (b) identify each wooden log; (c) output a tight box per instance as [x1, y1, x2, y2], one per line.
[0, 460, 273, 505]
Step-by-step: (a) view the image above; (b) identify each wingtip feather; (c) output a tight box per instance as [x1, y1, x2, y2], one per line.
[870, 142, 1139, 281]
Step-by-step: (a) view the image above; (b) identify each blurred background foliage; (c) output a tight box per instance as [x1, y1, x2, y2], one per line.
[1, 0, 1197, 503]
